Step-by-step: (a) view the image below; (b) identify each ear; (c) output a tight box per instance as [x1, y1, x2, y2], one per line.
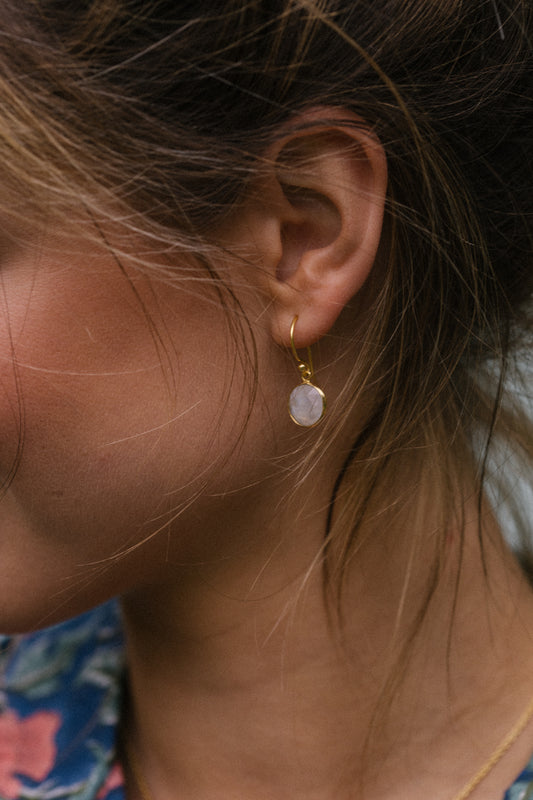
[224, 107, 387, 348]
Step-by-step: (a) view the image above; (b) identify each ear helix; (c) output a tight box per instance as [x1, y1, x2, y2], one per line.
[288, 316, 326, 427]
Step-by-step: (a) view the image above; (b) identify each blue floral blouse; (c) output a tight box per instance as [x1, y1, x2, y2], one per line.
[0, 600, 532, 800]
[0, 603, 124, 800]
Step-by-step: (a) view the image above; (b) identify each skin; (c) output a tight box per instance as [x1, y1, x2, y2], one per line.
[0, 225, 295, 631]
[1, 116, 533, 799]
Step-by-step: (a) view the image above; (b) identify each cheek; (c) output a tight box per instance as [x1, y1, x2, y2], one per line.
[0, 251, 272, 630]
[0, 285, 209, 531]
[0, 255, 170, 498]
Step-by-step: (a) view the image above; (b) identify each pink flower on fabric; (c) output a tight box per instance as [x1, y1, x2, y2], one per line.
[96, 763, 125, 799]
[0, 710, 60, 799]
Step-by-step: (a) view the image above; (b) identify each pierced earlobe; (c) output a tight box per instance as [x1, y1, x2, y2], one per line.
[288, 316, 326, 428]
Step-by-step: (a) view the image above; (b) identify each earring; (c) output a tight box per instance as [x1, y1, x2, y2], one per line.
[288, 316, 326, 427]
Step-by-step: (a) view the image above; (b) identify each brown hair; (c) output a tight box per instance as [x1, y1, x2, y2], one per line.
[0, 0, 531, 600]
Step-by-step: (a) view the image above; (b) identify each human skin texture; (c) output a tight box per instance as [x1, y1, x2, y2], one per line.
[1, 117, 533, 800]
[0, 113, 386, 633]
[0, 224, 291, 631]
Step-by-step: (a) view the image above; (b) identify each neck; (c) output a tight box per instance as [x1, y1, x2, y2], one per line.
[120, 467, 533, 800]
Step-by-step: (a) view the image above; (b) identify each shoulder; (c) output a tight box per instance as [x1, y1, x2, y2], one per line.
[0, 601, 125, 800]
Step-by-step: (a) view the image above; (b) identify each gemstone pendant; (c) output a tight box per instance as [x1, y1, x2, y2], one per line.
[288, 382, 326, 427]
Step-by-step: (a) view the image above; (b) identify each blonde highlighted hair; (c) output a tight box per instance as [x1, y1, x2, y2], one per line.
[0, 0, 531, 592]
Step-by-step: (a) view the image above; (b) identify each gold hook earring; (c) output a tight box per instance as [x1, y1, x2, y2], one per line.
[288, 316, 326, 427]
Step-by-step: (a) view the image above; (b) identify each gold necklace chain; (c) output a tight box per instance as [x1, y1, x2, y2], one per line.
[123, 696, 533, 800]
[451, 694, 533, 800]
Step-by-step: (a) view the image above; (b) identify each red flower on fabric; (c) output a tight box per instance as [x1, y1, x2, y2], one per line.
[96, 763, 124, 799]
[0, 710, 60, 799]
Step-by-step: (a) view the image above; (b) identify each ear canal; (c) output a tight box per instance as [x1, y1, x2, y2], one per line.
[276, 184, 341, 283]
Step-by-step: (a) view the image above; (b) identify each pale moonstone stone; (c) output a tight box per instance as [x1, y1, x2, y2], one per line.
[289, 383, 325, 427]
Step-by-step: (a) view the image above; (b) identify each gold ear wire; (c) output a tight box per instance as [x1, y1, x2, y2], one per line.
[288, 316, 326, 427]
[289, 316, 314, 383]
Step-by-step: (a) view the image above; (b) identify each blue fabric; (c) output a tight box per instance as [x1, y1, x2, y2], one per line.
[0, 601, 532, 799]
[0, 602, 125, 800]
[504, 754, 533, 800]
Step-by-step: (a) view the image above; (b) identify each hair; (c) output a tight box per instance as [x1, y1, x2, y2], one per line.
[0, 0, 531, 623]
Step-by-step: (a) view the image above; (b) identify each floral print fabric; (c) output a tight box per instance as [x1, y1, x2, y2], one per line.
[0, 602, 125, 800]
[506, 758, 533, 800]
[0, 599, 532, 800]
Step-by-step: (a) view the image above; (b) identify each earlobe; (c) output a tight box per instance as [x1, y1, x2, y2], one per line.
[260, 108, 387, 348]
